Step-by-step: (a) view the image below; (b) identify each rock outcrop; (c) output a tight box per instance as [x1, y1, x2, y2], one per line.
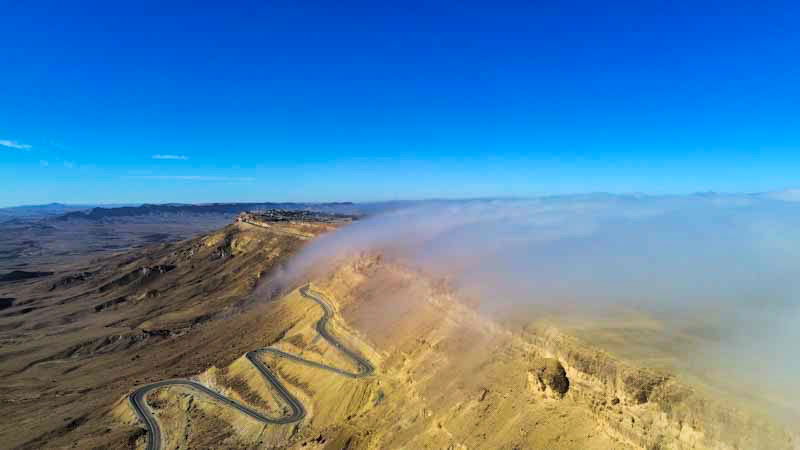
[530, 357, 570, 398]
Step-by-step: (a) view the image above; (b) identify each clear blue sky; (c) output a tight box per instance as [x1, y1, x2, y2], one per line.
[1, 1, 798, 207]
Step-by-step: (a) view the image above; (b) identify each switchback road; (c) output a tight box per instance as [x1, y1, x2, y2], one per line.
[128, 286, 373, 450]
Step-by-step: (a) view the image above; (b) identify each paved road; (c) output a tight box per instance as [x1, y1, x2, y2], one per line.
[128, 286, 373, 450]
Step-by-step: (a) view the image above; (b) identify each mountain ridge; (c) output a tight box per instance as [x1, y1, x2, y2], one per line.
[55, 202, 359, 222]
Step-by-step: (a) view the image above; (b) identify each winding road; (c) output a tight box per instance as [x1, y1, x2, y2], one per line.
[128, 286, 374, 450]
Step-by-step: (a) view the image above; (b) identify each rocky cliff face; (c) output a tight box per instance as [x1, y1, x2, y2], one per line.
[523, 326, 793, 450]
[308, 254, 795, 450]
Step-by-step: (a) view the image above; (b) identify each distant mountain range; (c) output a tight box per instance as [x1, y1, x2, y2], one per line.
[0, 201, 413, 225]
[8, 190, 798, 224]
[0, 203, 95, 221]
[53, 202, 361, 222]
[0, 202, 142, 222]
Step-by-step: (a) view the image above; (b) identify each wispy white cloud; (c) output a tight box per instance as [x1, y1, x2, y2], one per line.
[39, 160, 49, 167]
[152, 154, 189, 160]
[127, 175, 255, 182]
[763, 188, 800, 202]
[0, 139, 32, 150]
[63, 161, 75, 169]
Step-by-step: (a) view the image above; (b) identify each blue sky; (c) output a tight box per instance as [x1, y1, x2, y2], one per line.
[1, 1, 799, 207]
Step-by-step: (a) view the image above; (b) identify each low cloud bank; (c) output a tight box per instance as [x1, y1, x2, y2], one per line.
[271, 193, 800, 417]
[152, 154, 189, 160]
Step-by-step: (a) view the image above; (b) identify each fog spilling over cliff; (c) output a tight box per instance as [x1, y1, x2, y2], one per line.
[267, 193, 800, 420]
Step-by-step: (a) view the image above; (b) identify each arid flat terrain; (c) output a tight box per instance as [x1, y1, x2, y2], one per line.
[0, 214, 795, 449]
[0, 202, 361, 273]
